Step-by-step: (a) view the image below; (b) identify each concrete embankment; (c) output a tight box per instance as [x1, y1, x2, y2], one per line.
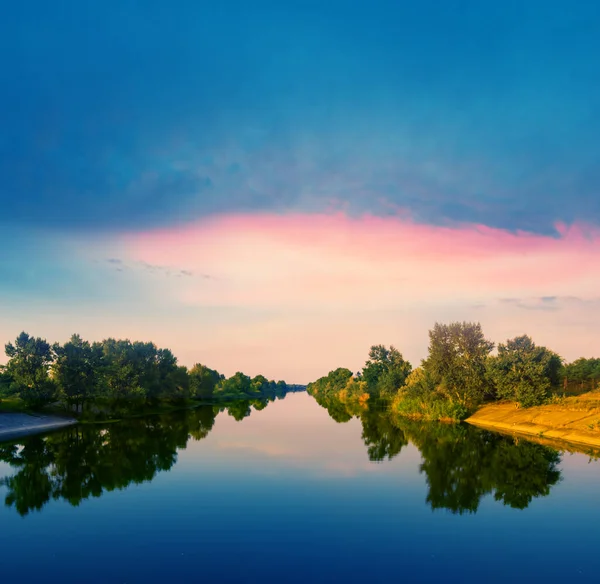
[467, 394, 600, 450]
[0, 413, 77, 442]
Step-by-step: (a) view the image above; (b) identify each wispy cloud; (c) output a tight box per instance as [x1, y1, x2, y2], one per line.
[104, 258, 211, 280]
[499, 297, 561, 311]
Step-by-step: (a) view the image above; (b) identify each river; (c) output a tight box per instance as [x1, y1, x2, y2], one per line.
[0, 391, 599, 583]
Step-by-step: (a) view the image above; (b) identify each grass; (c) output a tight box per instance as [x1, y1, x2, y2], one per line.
[391, 395, 470, 422]
[0, 396, 30, 413]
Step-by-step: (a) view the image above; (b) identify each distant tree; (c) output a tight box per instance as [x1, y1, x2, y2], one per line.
[188, 364, 223, 400]
[362, 344, 412, 396]
[423, 322, 494, 406]
[4, 332, 57, 408]
[215, 372, 253, 398]
[251, 374, 270, 394]
[306, 367, 354, 397]
[487, 335, 562, 408]
[562, 357, 600, 393]
[52, 334, 103, 413]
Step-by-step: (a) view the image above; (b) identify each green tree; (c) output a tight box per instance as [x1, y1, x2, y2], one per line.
[423, 322, 494, 406]
[306, 367, 354, 397]
[52, 334, 103, 413]
[487, 335, 562, 407]
[0, 365, 14, 404]
[5, 332, 57, 408]
[562, 357, 600, 393]
[214, 372, 253, 398]
[362, 345, 412, 397]
[251, 374, 270, 394]
[189, 364, 223, 400]
[97, 339, 146, 404]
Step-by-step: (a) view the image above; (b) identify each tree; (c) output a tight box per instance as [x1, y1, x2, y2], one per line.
[97, 339, 146, 404]
[306, 367, 354, 397]
[5, 332, 57, 408]
[214, 372, 253, 398]
[189, 364, 223, 400]
[423, 322, 494, 406]
[362, 345, 412, 396]
[251, 374, 270, 394]
[52, 334, 103, 413]
[0, 365, 14, 404]
[487, 335, 562, 408]
[562, 357, 600, 393]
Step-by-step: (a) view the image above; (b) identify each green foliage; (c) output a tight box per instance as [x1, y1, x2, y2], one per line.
[423, 322, 494, 406]
[392, 393, 470, 422]
[307, 367, 354, 397]
[52, 334, 103, 412]
[213, 372, 287, 401]
[307, 367, 370, 421]
[562, 357, 600, 393]
[487, 335, 563, 407]
[0, 366, 14, 401]
[2, 331, 297, 416]
[5, 332, 57, 408]
[361, 344, 412, 397]
[189, 364, 223, 399]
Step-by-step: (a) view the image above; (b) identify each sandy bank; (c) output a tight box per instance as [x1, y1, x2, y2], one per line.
[467, 393, 600, 450]
[0, 413, 77, 442]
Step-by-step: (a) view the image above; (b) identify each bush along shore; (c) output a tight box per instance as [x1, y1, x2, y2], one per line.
[0, 332, 305, 421]
[307, 322, 600, 428]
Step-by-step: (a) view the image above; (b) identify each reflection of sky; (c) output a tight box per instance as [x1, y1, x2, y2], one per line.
[181, 392, 423, 478]
[1, 393, 600, 583]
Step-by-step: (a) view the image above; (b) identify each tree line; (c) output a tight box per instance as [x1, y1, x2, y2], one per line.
[307, 321, 599, 420]
[0, 332, 304, 415]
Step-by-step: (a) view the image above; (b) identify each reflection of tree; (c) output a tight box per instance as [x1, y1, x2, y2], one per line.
[0, 406, 217, 516]
[311, 393, 362, 424]
[393, 419, 561, 514]
[360, 410, 408, 462]
[311, 394, 563, 513]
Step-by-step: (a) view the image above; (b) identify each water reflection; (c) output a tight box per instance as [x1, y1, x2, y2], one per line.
[314, 394, 563, 513]
[0, 394, 570, 517]
[0, 400, 266, 516]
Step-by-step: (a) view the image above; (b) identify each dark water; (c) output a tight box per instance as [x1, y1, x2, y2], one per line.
[1, 392, 599, 584]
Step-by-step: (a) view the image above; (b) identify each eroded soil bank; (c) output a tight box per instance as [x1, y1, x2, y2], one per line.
[467, 392, 600, 450]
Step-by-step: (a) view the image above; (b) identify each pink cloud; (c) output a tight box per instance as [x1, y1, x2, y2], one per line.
[25, 212, 591, 381]
[118, 213, 600, 310]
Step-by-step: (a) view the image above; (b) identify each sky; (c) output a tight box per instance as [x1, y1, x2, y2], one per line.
[1, 0, 599, 383]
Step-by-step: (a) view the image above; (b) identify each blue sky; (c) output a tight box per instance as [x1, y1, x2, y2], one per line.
[2, 0, 600, 233]
[1, 1, 599, 380]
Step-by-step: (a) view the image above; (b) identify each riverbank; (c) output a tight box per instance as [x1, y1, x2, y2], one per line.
[466, 391, 600, 449]
[0, 413, 77, 442]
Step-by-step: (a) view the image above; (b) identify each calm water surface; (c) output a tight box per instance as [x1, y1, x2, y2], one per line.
[1, 392, 599, 584]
